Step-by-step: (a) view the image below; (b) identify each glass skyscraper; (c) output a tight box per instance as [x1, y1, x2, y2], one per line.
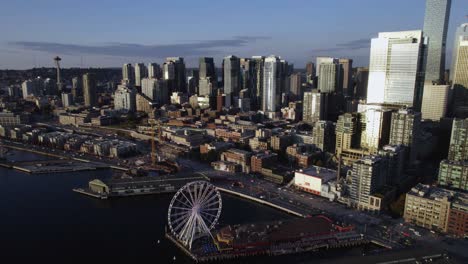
[423, 0, 451, 84]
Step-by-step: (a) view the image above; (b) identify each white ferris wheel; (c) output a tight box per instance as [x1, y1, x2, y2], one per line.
[167, 181, 222, 249]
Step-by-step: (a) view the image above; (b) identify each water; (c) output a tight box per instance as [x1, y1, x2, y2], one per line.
[0, 151, 291, 263]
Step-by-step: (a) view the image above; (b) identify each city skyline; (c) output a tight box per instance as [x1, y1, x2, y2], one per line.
[1, 0, 466, 69]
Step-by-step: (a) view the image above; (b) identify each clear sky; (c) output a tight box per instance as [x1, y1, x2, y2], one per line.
[0, 0, 466, 69]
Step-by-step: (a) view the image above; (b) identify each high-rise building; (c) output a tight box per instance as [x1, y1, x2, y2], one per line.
[450, 24, 468, 81]
[305, 62, 315, 84]
[141, 78, 168, 105]
[223, 55, 241, 103]
[302, 90, 327, 124]
[339, 58, 353, 96]
[134, 63, 147, 87]
[44, 78, 57, 95]
[318, 62, 341, 93]
[312, 120, 335, 153]
[262, 55, 281, 113]
[421, 84, 450, 121]
[198, 77, 216, 96]
[148, 63, 162, 79]
[251, 56, 265, 111]
[122, 63, 134, 85]
[360, 108, 392, 154]
[83, 73, 97, 107]
[114, 84, 137, 112]
[315, 57, 337, 77]
[423, 0, 451, 84]
[348, 155, 387, 211]
[378, 145, 406, 185]
[451, 31, 468, 118]
[389, 108, 421, 162]
[199, 57, 216, 79]
[72, 77, 83, 99]
[240, 58, 254, 95]
[61, 93, 73, 107]
[367, 30, 425, 109]
[448, 118, 468, 162]
[164, 57, 186, 93]
[438, 160, 468, 191]
[354, 67, 369, 99]
[290, 73, 303, 100]
[21, 80, 35, 99]
[335, 113, 362, 155]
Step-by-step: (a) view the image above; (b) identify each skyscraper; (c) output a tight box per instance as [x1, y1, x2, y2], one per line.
[83, 73, 97, 107]
[423, 0, 451, 84]
[450, 24, 468, 81]
[318, 63, 341, 93]
[305, 62, 315, 84]
[302, 90, 327, 124]
[262, 55, 281, 113]
[312, 120, 335, 153]
[335, 113, 362, 156]
[122, 63, 134, 85]
[354, 67, 369, 99]
[199, 57, 216, 79]
[339, 58, 353, 96]
[164, 57, 186, 93]
[251, 56, 265, 111]
[389, 108, 421, 162]
[421, 84, 450, 121]
[199, 57, 217, 97]
[148, 63, 162, 79]
[141, 78, 168, 105]
[315, 57, 337, 77]
[72, 77, 83, 99]
[451, 31, 468, 118]
[360, 108, 392, 154]
[289, 73, 303, 100]
[134, 63, 147, 87]
[367, 30, 425, 108]
[448, 119, 468, 162]
[223, 55, 241, 105]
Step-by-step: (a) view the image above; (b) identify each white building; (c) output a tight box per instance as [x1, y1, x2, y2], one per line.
[141, 78, 168, 105]
[114, 84, 136, 112]
[315, 57, 337, 77]
[134, 63, 146, 87]
[262, 55, 281, 113]
[367, 30, 425, 108]
[294, 166, 337, 196]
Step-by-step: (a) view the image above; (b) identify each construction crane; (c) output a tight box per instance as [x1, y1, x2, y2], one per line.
[149, 119, 162, 166]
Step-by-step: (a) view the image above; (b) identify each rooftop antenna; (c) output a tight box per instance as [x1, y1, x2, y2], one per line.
[54, 56, 63, 94]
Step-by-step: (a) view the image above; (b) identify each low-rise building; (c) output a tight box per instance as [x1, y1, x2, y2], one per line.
[219, 148, 252, 173]
[251, 152, 277, 173]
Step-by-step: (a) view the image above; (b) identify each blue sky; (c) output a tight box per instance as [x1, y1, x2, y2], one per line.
[0, 0, 466, 69]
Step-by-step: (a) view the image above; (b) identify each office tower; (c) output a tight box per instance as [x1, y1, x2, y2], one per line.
[348, 155, 387, 210]
[367, 30, 425, 108]
[452, 31, 468, 117]
[315, 57, 337, 77]
[72, 77, 83, 99]
[122, 63, 135, 85]
[289, 73, 303, 100]
[223, 55, 241, 105]
[134, 63, 146, 87]
[114, 84, 137, 112]
[61, 93, 73, 107]
[339, 58, 353, 96]
[421, 84, 450, 121]
[354, 67, 369, 99]
[448, 119, 468, 162]
[148, 63, 162, 79]
[438, 160, 468, 191]
[335, 113, 362, 155]
[240, 58, 254, 95]
[305, 62, 315, 84]
[141, 78, 168, 105]
[199, 77, 216, 96]
[262, 55, 281, 113]
[312, 120, 335, 153]
[318, 62, 341, 93]
[21, 80, 35, 99]
[450, 24, 468, 81]
[302, 90, 328, 124]
[43, 78, 57, 95]
[164, 57, 186, 93]
[251, 56, 265, 111]
[83, 73, 97, 107]
[389, 108, 421, 162]
[186, 69, 199, 95]
[360, 108, 392, 154]
[199, 57, 216, 79]
[423, 0, 451, 84]
[379, 145, 406, 185]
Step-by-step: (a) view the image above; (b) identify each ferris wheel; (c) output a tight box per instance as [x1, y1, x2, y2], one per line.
[167, 181, 222, 249]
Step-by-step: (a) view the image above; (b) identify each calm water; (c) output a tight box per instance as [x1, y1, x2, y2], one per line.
[0, 150, 293, 263]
